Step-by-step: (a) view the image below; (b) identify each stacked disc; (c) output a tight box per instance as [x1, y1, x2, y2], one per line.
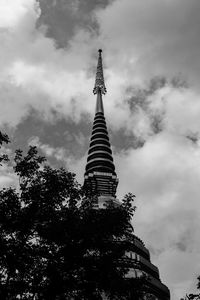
[85, 112, 116, 176]
[84, 111, 118, 197]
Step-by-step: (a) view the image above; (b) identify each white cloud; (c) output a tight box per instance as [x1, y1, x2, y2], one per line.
[96, 0, 200, 89]
[28, 136, 86, 182]
[0, 0, 96, 127]
[29, 136, 66, 160]
[1, 0, 200, 132]
[0, 0, 36, 28]
[115, 131, 200, 299]
[149, 87, 200, 136]
[157, 249, 200, 300]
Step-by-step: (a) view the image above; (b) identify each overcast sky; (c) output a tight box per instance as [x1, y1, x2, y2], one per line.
[1, 0, 200, 299]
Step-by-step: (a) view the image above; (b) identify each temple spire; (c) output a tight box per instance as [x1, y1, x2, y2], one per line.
[83, 51, 170, 300]
[84, 49, 118, 202]
[93, 49, 107, 95]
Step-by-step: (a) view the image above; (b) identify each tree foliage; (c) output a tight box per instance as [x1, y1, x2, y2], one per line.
[0, 135, 145, 299]
[0, 131, 9, 165]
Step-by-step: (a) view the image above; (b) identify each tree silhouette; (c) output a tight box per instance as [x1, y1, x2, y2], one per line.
[0, 131, 9, 165]
[0, 135, 145, 299]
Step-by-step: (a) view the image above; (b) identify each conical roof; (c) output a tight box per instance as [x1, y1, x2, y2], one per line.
[84, 50, 118, 198]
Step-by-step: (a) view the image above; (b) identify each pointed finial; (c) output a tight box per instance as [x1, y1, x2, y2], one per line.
[93, 49, 107, 95]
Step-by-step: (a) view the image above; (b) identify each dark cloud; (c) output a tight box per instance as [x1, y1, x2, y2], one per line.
[111, 128, 145, 151]
[186, 134, 198, 144]
[37, 0, 112, 47]
[8, 110, 90, 159]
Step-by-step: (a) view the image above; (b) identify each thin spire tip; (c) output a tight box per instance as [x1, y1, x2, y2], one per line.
[93, 48, 106, 95]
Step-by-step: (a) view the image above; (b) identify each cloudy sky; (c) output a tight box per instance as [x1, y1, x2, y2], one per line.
[1, 0, 200, 298]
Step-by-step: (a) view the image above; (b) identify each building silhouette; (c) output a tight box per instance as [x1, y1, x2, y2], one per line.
[84, 49, 170, 300]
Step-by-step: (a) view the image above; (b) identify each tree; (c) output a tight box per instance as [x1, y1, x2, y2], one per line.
[0, 131, 9, 165]
[0, 140, 146, 299]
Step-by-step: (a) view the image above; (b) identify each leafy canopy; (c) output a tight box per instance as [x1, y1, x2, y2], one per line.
[0, 133, 144, 300]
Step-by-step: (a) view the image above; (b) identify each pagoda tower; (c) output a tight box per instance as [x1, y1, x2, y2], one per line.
[84, 49, 118, 208]
[84, 50, 170, 300]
